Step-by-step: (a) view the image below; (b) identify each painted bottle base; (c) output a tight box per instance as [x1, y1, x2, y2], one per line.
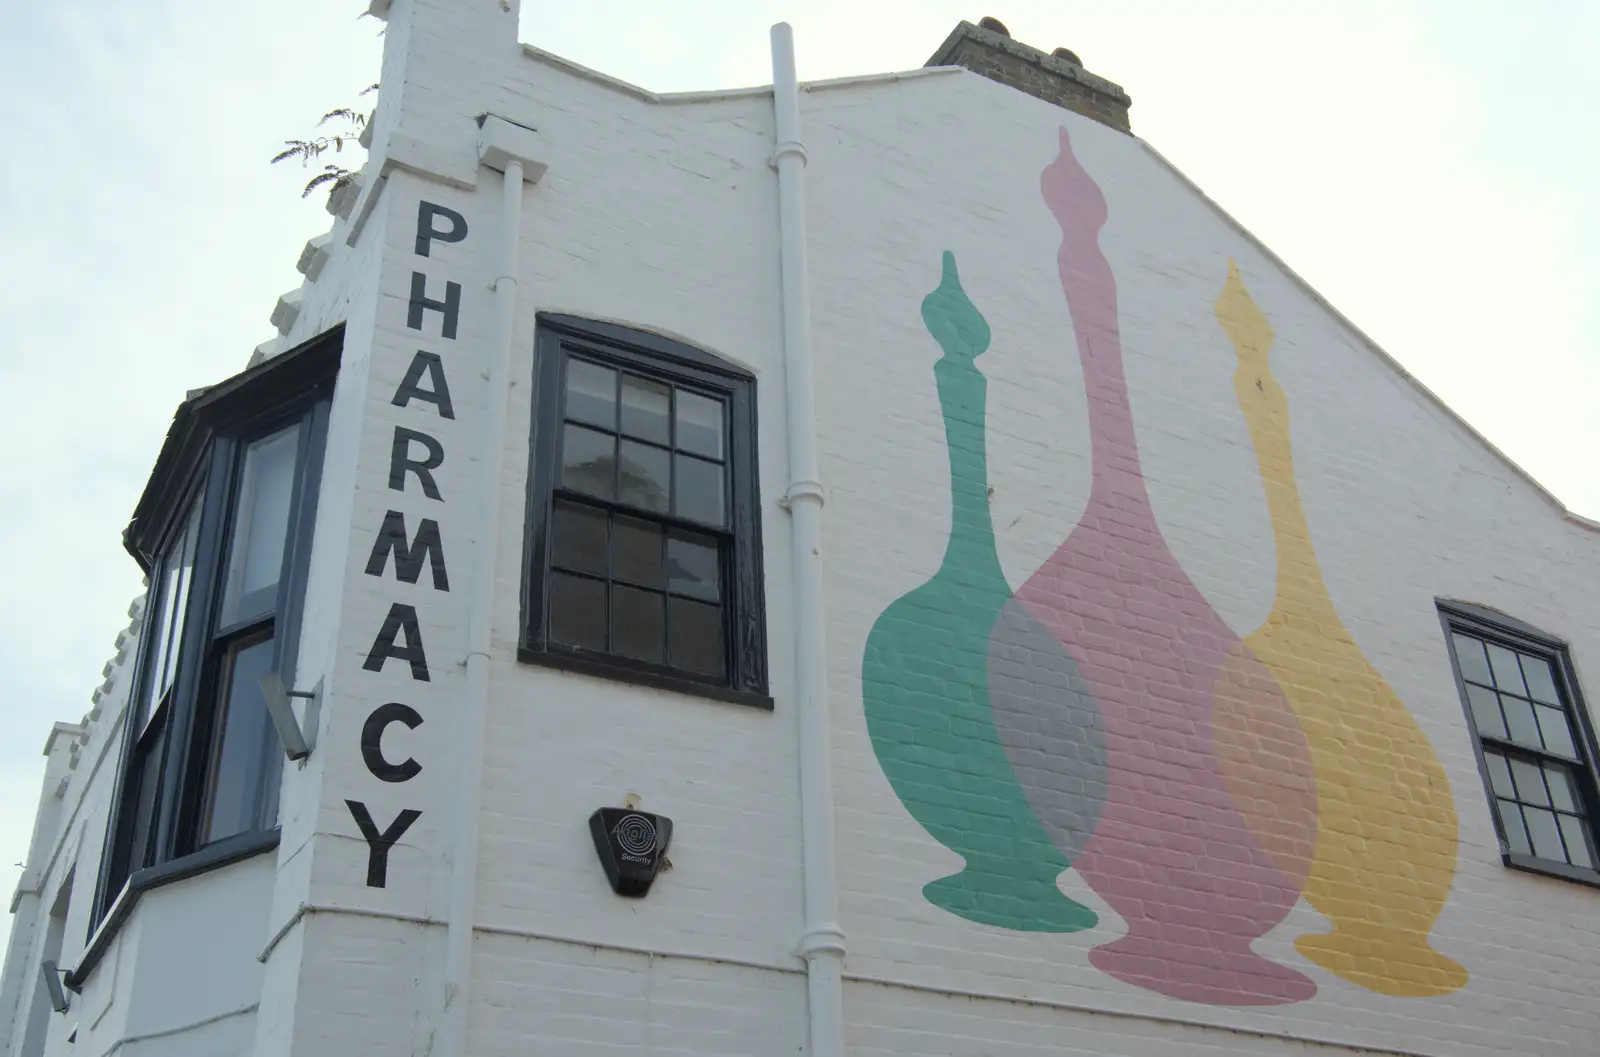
[923, 868, 1098, 933]
[1296, 931, 1468, 997]
[1089, 933, 1317, 1006]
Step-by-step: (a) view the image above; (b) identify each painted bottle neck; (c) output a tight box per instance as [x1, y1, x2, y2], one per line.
[934, 358, 1003, 570]
[1064, 268, 1154, 516]
[1243, 406, 1335, 612]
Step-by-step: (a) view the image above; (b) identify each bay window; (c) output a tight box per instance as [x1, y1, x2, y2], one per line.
[86, 326, 341, 946]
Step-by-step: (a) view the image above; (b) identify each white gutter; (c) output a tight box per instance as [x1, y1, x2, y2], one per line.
[770, 23, 846, 1057]
[440, 118, 543, 1057]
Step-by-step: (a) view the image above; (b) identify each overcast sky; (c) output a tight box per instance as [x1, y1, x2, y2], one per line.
[0, 0, 1593, 951]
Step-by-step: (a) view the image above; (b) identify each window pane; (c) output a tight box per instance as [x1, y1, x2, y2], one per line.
[1535, 705, 1577, 758]
[613, 515, 664, 587]
[668, 597, 722, 677]
[534, 334, 759, 695]
[1544, 764, 1579, 813]
[611, 586, 664, 663]
[164, 509, 202, 696]
[1498, 800, 1531, 855]
[162, 518, 198, 694]
[200, 635, 279, 845]
[1502, 696, 1541, 748]
[675, 390, 724, 459]
[1509, 757, 1549, 806]
[618, 441, 670, 513]
[1487, 643, 1526, 695]
[566, 359, 616, 429]
[143, 502, 201, 727]
[667, 530, 720, 601]
[674, 454, 724, 526]
[551, 501, 607, 576]
[1465, 684, 1506, 738]
[620, 374, 670, 444]
[121, 727, 166, 881]
[1524, 807, 1565, 861]
[140, 566, 174, 721]
[219, 427, 300, 627]
[1453, 633, 1492, 685]
[1520, 654, 1561, 705]
[1558, 814, 1595, 869]
[550, 573, 606, 651]
[1484, 750, 1515, 798]
[562, 425, 616, 500]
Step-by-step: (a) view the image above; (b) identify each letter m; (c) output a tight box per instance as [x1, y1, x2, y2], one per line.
[365, 511, 450, 591]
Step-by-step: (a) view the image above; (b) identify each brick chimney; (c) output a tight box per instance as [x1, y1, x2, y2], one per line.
[926, 18, 1132, 134]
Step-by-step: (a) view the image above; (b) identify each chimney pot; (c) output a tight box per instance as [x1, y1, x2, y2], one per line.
[977, 16, 1010, 37]
[1051, 47, 1082, 66]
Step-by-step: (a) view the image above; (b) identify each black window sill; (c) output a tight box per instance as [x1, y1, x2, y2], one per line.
[1504, 851, 1600, 890]
[518, 646, 774, 711]
[65, 828, 280, 992]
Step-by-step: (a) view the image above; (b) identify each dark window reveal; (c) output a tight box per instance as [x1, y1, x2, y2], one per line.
[92, 327, 340, 932]
[1441, 601, 1600, 886]
[522, 316, 768, 707]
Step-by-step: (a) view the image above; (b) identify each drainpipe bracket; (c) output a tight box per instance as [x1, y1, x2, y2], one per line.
[770, 139, 808, 169]
[795, 924, 846, 960]
[780, 478, 826, 511]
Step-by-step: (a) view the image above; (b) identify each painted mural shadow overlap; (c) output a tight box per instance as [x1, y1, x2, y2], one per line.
[1218, 260, 1468, 998]
[1017, 126, 1319, 1006]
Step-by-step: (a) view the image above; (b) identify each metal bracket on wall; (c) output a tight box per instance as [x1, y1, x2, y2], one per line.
[259, 674, 323, 762]
[41, 960, 70, 1014]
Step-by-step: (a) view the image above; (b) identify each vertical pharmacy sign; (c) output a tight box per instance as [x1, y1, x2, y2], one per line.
[346, 200, 471, 888]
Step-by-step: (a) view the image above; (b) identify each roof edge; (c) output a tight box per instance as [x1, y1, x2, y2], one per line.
[519, 42, 959, 106]
[1136, 138, 1599, 534]
[43, 722, 86, 758]
[124, 324, 347, 570]
[515, 38, 1589, 531]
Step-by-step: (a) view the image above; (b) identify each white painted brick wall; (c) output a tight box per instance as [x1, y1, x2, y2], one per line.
[272, 8, 1600, 1055]
[13, 2, 1599, 1055]
[813, 72, 1600, 1057]
[4, 612, 146, 1055]
[472, 935, 807, 1056]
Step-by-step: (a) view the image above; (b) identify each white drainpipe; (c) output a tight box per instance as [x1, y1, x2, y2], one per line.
[771, 23, 846, 1057]
[441, 152, 525, 1057]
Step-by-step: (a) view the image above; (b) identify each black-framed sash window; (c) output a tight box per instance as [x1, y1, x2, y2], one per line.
[1441, 600, 1600, 887]
[521, 316, 769, 708]
[190, 419, 308, 847]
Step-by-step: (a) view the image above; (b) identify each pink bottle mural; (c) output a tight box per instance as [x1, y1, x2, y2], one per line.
[1017, 127, 1319, 1005]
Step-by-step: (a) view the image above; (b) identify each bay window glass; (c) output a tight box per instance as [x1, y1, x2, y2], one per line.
[219, 426, 299, 629]
[141, 501, 200, 730]
[92, 327, 339, 930]
[198, 632, 282, 844]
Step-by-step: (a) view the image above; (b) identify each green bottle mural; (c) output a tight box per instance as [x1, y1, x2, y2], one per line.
[861, 251, 1098, 932]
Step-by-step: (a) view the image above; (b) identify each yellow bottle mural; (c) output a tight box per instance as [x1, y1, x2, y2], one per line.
[1215, 260, 1468, 998]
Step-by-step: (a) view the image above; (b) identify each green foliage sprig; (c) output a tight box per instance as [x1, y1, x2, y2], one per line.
[271, 83, 379, 201]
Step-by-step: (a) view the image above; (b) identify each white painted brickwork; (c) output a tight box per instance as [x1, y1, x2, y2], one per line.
[6, 0, 1598, 1054]
[814, 74, 1600, 1057]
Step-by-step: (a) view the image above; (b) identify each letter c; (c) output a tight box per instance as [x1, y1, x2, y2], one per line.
[361, 702, 424, 783]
